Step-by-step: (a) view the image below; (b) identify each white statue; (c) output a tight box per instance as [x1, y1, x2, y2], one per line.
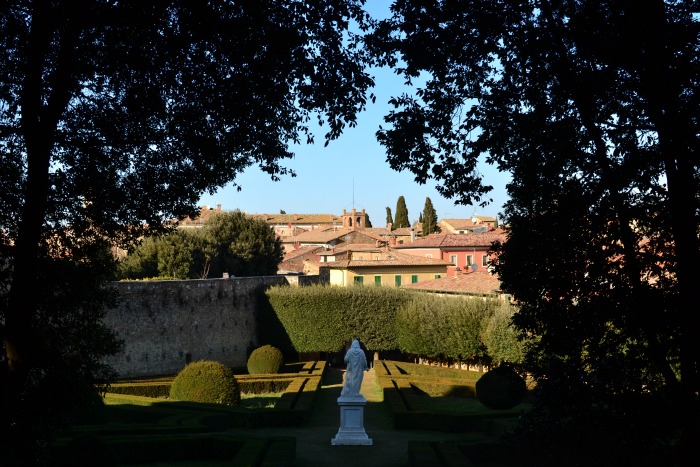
[341, 339, 368, 397]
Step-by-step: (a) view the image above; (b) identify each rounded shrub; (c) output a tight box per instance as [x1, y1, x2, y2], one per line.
[247, 344, 284, 374]
[475, 365, 527, 410]
[169, 360, 240, 406]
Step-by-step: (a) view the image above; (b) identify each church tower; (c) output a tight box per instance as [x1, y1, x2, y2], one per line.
[342, 208, 366, 230]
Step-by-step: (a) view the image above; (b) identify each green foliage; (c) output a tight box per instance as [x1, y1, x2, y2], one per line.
[2, 1, 373, 460]
[421, 197, 440, 236]
[117, 210, 283, 279]
[118, 231, 200, 280]
[396, 295, 496, 362]
[247, 345, 284, 375]
[385, 207, 393, 226]
[373, 1, 698, 460]
[475, 365, 527, 410]
[169, 361, 241, 406]
[205, 210, 283, 278]
[364, 212, 372, 228]
[481, 303, 526, 366]
[265, 284, 415, 352]
[393, 196, 410, 228]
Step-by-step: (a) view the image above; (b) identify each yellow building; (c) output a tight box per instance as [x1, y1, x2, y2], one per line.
[319, 245, 451, 287]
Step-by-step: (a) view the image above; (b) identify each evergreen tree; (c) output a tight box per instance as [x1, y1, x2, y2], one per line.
[364, 212, 372, 228]
[385, 207, 393, 227]
[394, 196, 410, 228]
[374, 1, 698, 463]
[421, 197, 440, 236]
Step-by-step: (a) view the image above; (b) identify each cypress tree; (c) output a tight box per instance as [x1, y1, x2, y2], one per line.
[394, 196, 410, 228]
[421, 197, 440, 236]
[385, 207, 393, 227]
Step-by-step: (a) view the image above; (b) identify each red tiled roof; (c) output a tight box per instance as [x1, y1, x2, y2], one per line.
[317, 243, 382, 256]
[252, 213, 342, 224]
[323, 249, 451, 268]
[393, 232, 506, 249]
[403, 271, 501, 295]
[282, 229, 351, 243]
[282, 245, 323, 261]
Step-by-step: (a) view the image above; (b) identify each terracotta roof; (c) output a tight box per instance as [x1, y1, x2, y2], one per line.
[282, 245, 323, 261]
[252, 213, 342, 224]
[279, 246, 324, 274]
[317, 243, 383, 256]
[403, 271, 501, 295]
[282, 229, 352, 243]
[323, 249, 451, 268]
[393, 232, 506, 249]
[364, 227, 413, 237]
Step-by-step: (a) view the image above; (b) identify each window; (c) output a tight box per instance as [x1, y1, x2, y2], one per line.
[434, 274, 441, 279]
[482, 255, 489, 267]
[353, 276, 363, 285]
[411, 275, 418, 284]
[374, 275, 382, 285]
[425, 254, 433, 258]
[450, 254, 458, 266]
[466, 255, 474, 266]
[394, 275, 402, 286]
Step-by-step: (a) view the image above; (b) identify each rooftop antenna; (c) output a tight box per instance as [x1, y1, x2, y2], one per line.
[352, 177, 355, 210]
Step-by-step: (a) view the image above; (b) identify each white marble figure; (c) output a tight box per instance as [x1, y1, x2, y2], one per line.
[341, 339, 368, 397]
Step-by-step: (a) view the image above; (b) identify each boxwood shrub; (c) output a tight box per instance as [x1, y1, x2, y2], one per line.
[169, 361, 240, 406]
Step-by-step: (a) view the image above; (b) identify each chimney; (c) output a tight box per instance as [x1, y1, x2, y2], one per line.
[216, 204, 222, 211]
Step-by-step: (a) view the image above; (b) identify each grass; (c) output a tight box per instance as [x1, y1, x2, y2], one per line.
[239, 392, 283, 409]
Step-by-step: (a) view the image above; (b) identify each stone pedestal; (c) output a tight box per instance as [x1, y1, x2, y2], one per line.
[331, 395, 373, 445]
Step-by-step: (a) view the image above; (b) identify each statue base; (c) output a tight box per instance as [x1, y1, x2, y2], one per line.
[331, 395, 373, 445]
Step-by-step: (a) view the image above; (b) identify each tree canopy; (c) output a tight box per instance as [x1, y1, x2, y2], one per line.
[117, 211, 282, 280]
[0, 1, 373, 462]
[393, 195, 410, 228]
[373, 1, 698, 464]
[385, 206, 393, 226]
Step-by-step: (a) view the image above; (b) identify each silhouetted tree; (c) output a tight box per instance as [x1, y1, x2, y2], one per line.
[0, 1, 373, 463]
[385, 206, 393, 227]
[373, 1, 698, 464]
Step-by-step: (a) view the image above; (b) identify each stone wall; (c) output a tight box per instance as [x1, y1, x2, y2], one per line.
[104, 276, 288, 378]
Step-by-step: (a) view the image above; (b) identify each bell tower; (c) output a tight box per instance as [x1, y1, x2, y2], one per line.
[342, 208, 365, 230]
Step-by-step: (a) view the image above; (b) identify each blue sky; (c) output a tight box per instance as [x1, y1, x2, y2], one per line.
[198, 3, 511, 225]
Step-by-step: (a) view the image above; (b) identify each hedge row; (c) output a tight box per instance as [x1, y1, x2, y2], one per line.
[265, 285, 525, 365]
[375, 360, 528, 433]
[265, 284, 416, 352]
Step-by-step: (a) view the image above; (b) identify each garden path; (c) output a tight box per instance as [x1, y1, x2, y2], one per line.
[236, 366, 469, 467]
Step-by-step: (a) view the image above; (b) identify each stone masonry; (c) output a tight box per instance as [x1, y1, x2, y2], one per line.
[103, 276, 288, 378]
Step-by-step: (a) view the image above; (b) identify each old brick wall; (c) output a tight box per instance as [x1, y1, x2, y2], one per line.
[104, 276, 288, 378]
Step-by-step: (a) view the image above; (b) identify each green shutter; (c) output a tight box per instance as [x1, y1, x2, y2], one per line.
[374, 275, 381, 285]
[411, 275, 418, 283]
[353, 276, 364, 285]
[395, 275, 401, 286]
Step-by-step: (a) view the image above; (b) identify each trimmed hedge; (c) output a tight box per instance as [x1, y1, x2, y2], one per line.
[396, 295, 497, 362]
[265, 284, 416, 352]
[247, 344, 284, 374]
[481, 302, 526, 365]
[169, 360, 241, 406]
[475, 365, 527, 410]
